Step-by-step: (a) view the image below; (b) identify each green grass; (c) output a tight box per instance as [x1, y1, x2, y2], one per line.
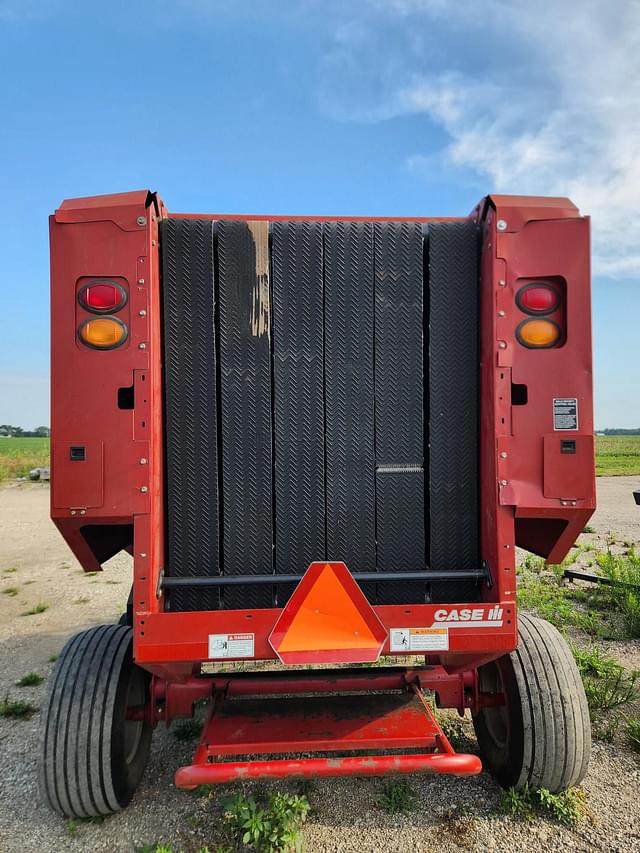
[223, 792, 310, 852]
[2, 586, 18, 596]
[0, 695, 36, 718]
[582, 668, 639, 717]
[517, 544, 640, 641]
[137, 846, 228, 853]
[596, 434, 640, 476]
[502, 784, 587, 826]
[377, 778, 417, 814]
[517, 573, 604, 636]
[16, 672, 44, 687]
[572, 644, 640, 740]
[595, 550, 640, 638]
[626, 716, 640, 752]
[572, 644, 621, 679]
[20, 602, 49, 616]
[0, 436, 49, 481]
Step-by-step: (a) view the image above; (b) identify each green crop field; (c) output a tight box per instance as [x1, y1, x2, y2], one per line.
[0, 437, 50, 482]
[596, 434, 640, 476]
[0, 435, 638, 482]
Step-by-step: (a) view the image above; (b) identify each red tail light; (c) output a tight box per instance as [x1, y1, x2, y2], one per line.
[78, 280, 128, 314]
[516, 282, 560, 315]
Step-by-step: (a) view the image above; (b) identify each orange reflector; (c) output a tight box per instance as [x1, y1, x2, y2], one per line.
[78, 316, 128, 350]
[269, 562, 387, 665]
[516, 318, 560, 348]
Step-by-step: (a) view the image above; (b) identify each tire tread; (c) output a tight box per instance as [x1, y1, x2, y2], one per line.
[473, 613, 591, 792]
[38, 625, 148, 817]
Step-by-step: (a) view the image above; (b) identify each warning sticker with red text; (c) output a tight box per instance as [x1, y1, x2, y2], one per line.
[208, 633, 254, 659]
[390, 627, 449, 652]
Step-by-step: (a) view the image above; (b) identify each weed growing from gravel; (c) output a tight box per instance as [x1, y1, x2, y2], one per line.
[47, 654, 58, 663]
[2, 586, 18, 596]
[190, 784, 214, 798]
[16, 672, 44, 687]
[572, 644, 639, 737]
[502, 784, 587, 825]
[0, 695, 36, 718]
[224, 792, 310, 852]
[137, 846, 229, 853]
[626, 716, 640, 752]
[20, 602, 49, 616]
[582, 525, 596, 534]
[592, 714, 622, 742]
[520, 553, 546, 574]
[2, 567, 17, 573]
[582, 666, 639, 717]
[73, 596, 91, 605]
[172, 718, 202, 740]
[572, 644, 621, 679]
[66, 819, 77, 834]
[377, 778, 417, 814]
[596, 550, 640, 638]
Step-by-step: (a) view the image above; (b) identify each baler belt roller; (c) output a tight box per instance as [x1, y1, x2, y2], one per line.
[161, 566, 491, 588]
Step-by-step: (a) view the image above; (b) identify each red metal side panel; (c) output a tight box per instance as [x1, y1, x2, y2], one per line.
[492, 211, 594, 563]
[543, 434, 595, 500]
[50, 193, 164, 618]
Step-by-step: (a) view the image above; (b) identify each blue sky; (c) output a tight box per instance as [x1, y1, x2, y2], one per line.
[1, 0, 638, 429]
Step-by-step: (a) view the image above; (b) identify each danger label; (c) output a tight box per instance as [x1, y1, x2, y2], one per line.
[208, 633, 254, 659]
[553, 398, 578, 431]
[390, 627, 449, 652]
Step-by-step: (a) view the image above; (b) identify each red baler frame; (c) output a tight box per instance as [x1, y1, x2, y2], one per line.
[50, 190, 594, 783]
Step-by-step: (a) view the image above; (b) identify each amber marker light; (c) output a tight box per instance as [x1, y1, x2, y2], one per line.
[516, 318, 561, 349]
[78, 316, 128, 350]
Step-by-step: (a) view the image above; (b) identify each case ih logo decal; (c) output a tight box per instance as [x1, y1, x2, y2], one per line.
[431, 606, 504, 628]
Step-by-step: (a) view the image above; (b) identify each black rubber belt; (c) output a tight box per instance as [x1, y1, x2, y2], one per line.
[272, 222, 326, 604]
[160, 219, 220, 611]
[218, 220, 274, 609]
[324, 221, 377, 599]
[374, 222, 426, 604]
[428, 221, 480, 603]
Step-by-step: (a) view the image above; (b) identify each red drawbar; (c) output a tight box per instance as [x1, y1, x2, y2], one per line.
[175, 753, 482, 786]
[174, 684, 482, 788]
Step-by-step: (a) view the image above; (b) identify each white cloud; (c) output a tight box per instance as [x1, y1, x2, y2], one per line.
[319, 0, 640, 277]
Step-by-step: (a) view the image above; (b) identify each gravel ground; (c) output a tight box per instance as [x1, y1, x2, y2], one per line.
[0, 480, 639, 852]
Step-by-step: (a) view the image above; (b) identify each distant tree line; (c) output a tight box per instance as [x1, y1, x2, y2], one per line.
[601, 428, 640, 435]
[0, 425, 50, 437]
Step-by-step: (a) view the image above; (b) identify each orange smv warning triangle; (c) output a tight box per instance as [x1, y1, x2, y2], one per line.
[269, 562, 387, 665]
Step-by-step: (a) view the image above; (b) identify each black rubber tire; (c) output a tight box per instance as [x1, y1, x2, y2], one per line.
[117, 587, 134, 627]
[38, 625, 152, 817]
[472, 613, 591, 792]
